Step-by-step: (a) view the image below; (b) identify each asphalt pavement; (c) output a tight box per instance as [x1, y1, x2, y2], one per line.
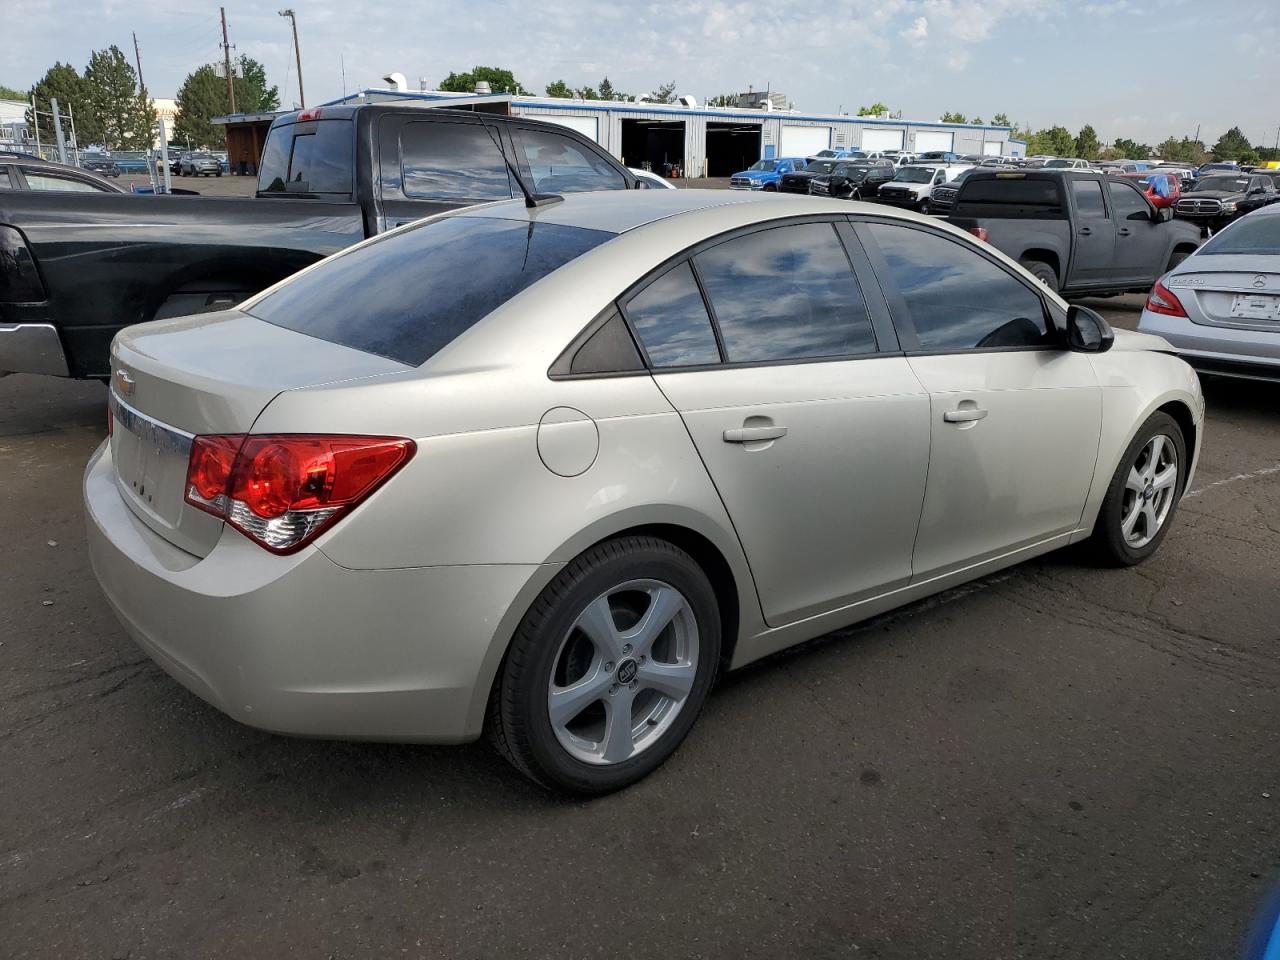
[1, 289, 1278, 958]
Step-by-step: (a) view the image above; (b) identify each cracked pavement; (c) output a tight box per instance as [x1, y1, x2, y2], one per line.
[1, 296, 1277, 959]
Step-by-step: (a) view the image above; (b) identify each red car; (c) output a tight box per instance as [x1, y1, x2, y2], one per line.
[1120, 171, 1181, 209]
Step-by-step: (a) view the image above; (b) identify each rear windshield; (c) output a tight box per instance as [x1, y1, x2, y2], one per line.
[1197, 214, 1280, 256]
[258, 119, 354, 196]
[953, 176, 1065, 218]
[246, 216, 614, 365]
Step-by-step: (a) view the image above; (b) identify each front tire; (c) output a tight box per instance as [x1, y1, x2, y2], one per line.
[489, 536, 721, 794]
[1090, 411, 1186, 566]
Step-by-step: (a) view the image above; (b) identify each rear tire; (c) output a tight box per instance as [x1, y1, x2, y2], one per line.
[1020, 258, 1060, 293]
[763, 183, 776, 192]
[1090, 411, 1187, 566]
[488, 536, 721, 795]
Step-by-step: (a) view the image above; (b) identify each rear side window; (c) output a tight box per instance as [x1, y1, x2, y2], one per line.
[400, 121, 513, 200]
[1071, 179, 1108, 218]
[0, 169, 11, 189]
[517, 127, 627, 194]
[867, 223, 1052, 351]
[624, 262, 721, 367]
[1199, 214, 1280, 255]
[953, 176, 1064, 217]
[258, 120, 353, 196]
[246, 216, 613, 366]
[694, 223, 876, 362]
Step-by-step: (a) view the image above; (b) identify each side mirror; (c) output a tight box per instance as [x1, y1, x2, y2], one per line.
[1065, 304, 1114, 353]
[1153, 206, 1173, 222]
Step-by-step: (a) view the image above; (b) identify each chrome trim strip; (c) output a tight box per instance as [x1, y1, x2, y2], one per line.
[109, 390, 195, 455]
[0, 323, 69, 377]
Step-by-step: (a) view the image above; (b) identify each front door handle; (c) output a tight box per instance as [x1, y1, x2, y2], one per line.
[1078, 226, 1093, 237]
[1117, 227, 1132, 237]
[943, 408, 988, 423]
[723, 425, 788, 443]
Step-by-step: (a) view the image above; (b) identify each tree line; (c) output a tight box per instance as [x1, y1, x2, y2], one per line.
[23, 47, 157, 151]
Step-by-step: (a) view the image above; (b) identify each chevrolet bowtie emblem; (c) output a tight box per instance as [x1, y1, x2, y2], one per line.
[113, 368, 135, 397]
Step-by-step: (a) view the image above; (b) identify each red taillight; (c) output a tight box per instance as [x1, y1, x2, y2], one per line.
[1146, 276, 1188, 318]
[184, 434, 415, 554]
[968, 227, 989, 243]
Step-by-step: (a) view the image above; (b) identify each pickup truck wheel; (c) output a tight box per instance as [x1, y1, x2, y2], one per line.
[762, 183, 776, 192]
[1020, 259, 1059, 293]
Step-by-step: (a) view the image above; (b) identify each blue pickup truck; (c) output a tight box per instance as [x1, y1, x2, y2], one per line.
[729, 157, 809, 191]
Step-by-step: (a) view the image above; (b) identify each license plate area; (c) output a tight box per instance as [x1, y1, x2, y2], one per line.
[1229, 293, 1280, 321]
[109, 391, 195, 524]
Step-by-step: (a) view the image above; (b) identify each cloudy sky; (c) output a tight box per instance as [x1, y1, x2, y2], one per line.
[9, 0, 1279, 145]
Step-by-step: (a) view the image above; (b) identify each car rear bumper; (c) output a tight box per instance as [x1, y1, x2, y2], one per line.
[0, 322, 69, 377]
[84, 440, 551, 743]
[1137, 309, 1280, 380]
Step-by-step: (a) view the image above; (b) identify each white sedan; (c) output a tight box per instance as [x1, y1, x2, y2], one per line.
[85, 190, 1203, 793]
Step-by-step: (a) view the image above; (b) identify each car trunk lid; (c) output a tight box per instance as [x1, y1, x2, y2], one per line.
[108, 309, 409, 557]
[1165, 261, 1280, 332]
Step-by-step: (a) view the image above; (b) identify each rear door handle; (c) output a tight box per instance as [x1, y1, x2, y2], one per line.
[1078, 226, 1093, 237]
[943, 408, 988, 423]
[1117, 227, 1131, 237]
[723, 426, 788, 443]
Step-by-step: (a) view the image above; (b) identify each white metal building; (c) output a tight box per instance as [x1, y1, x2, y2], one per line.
[325, 89, 1025, 175]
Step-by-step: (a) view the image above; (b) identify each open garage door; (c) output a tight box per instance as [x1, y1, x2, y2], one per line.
[861, 129, 904, 152]
[621, 118, 685, 176]
[534, 115, 599, 142]
[705, 121, 762, 177]
[780, 125, 831, 158]
[914, 131, 954, 153]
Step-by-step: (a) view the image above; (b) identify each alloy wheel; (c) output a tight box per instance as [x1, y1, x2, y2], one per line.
[1120, 434, 1179, 548]
[547, 579, 699, 765]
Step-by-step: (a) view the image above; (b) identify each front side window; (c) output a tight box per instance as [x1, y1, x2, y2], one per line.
[518, 127, 626, 194]
[694, 223, 876, 363]
[867, 223, 1052, 351]
[624, 261, 721, 368]
[400, 121, 512, 200]
[21, 170, 108, 192]
[1071, 179, 1108, 218]
[1108, 180, 1150, 221]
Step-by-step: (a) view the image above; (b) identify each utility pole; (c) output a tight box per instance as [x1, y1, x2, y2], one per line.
[220, 6, 237, 113]
[279, 9, 304, 108]
[132, 31, 146, 93]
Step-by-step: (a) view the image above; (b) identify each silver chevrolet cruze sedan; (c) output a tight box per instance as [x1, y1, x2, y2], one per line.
[86, 190, 1204, 793]
[1139, 204, 1280, 381]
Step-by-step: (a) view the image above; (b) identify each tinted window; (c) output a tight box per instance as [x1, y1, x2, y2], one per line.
[400, 121, 512, 200]
[0, 169, 10, 189]
[1199, 214, 1280, 256]
[247, 216, 612, 366]
[695, 223, 876, 363]
[1071, 179, 1107, 218]
[625, 262, 721, 367]
[258, 120, 353, 195]
[22, 170, 108, 192]
[519, 127, 626, 194]
[1108, 180, 1150, 221]
[952, 176, 1064, 217]
[868, 223, 1051, 351]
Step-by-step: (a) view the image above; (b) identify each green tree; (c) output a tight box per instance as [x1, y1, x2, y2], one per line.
[576, 85, 598, 100]
[235, 55, 279, 112]
[1075, 124, 1100, 160]
[174, 65, 228, 148]
[940, 110, 967, 123]
[1155, 136, 1207, 165]
[27, 62, 100, 147]
[1211, 126, 1251, 161]
[439, 66, 527, 95]
[1113, 136, 1151, 159]
[84, 46, 152, 149]
[544, 79, 572, 98]
[992, 112, 1010, 127]
[0, 83, 26, 100]
[1026, 125, 1075, 157]
[706, 93, 738, 107]
[857, 102, 889, 116]
[970, 116, 984, 125]
[598, 77, 628, 101]
[648, 81, 677, 103]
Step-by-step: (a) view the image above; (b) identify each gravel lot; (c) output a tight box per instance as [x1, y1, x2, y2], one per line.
[1, 272, 1278, 955]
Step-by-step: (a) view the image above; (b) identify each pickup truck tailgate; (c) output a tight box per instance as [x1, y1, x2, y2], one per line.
[108, 309, 409, 557]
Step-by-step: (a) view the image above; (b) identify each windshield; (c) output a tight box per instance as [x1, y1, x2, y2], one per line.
[247, 216, 614, 366]
[812, 150, 837, 158]
[895, 168, 935, 183]
[747, 160, 777, 172]
[1044, 159, 1076, 169]
[801, 161, 837, 174]
[1198, 214, 1280, 255]
[833, 165, 869, 180]
[1193, 176, 1250, 192]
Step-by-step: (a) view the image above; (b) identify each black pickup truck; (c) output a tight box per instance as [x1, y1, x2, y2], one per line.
[0, 104, 639, 379]
[947, 169, 1201, 296]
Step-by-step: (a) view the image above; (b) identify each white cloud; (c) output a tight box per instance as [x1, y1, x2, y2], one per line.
[900, 16, 929, 44]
